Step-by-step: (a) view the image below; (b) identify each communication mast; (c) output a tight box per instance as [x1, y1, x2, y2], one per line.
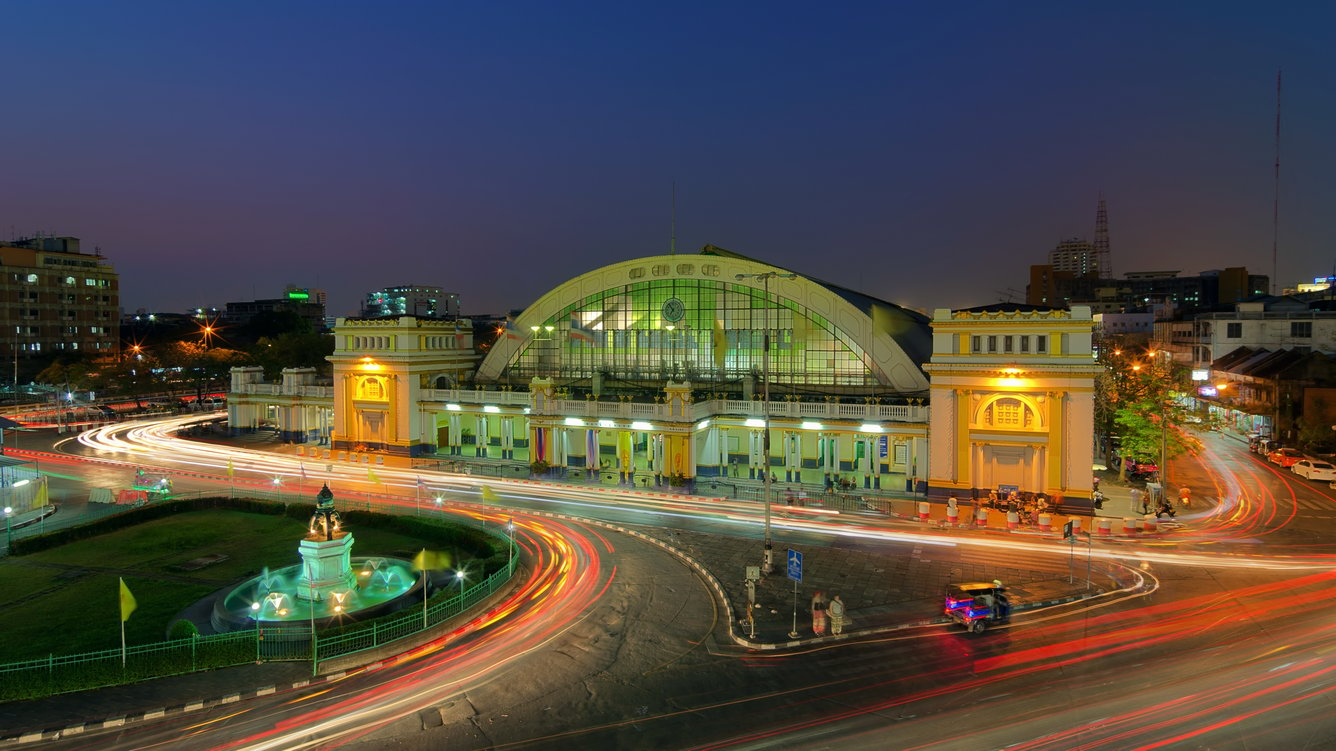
[1093, 194, 1112, 278]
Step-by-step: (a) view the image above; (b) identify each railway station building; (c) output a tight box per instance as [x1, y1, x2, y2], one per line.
[228, 247, 1098, 509]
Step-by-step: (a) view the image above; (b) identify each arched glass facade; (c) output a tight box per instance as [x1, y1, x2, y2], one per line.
[497, 279, 879, 387]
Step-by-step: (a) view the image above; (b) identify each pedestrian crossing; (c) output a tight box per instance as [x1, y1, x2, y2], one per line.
[1293, 497, 1335, 512]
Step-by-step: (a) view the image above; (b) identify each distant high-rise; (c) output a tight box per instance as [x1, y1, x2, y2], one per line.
[1045, 197, 1113, 278]
[1047, 238, 1100, 275]
[0, 235, 120, 369]
[363, 286, 460, 319]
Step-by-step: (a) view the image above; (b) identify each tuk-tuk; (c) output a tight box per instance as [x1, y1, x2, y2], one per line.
[131, 469, 174, 498]
[945, 581, 1010, 633]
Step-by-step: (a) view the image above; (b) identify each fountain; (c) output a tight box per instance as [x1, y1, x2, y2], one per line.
[210, 484, 421, 632]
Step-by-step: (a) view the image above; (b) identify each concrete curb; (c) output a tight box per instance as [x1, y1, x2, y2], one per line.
[0, 674, 345, 745]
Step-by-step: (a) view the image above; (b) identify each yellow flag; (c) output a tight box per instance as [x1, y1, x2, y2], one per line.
[226, 459, 234, 478]
[712, 319, 727, 369]
[480, 486, 498, 502]
[871, 304, 894, 334]
[792, 314, 808, 349]
[34, 478, 49, 508]
[412, 548, 450, 571]
[119, 577, 137, 622]
[367, 468, 380, 484]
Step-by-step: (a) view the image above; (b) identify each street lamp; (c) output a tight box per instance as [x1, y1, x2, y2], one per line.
[506, 518, 515, 569]
[735, 270, 796, 574]
[3, 506, 11, 550]
[1154, 351, 1171, 486]
[454, 568, 467, 600]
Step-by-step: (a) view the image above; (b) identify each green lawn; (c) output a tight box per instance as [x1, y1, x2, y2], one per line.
[0, 510, 454, 663]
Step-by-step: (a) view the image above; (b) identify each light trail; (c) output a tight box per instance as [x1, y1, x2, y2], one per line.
[38, 415, 1336, 576]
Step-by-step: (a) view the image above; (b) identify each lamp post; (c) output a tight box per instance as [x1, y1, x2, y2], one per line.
[3, 506, 11, 550]
[506, 518, 515, 569]
[1154, 350, 1170, 486]
[735, 270, 796, 574]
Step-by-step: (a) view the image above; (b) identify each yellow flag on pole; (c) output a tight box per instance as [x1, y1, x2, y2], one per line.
[712, 319, 728, 369]
[119, 577, 137, 622]
[480, 485, 498, 502]
[791, 314, 808, 349]
[34, 478, 49, 508]
[412, 548, 450, 571]
[226, 459, 234, 478]
[367, 468, 381, 484]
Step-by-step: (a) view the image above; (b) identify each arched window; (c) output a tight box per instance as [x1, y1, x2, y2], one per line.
[359, 377, 385, 401]
[978, 396, 1041, 430]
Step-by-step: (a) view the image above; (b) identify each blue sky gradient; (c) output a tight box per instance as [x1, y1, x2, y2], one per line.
[4, 2, 1333, 316]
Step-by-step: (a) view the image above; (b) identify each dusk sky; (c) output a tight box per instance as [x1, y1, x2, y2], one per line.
[5, 2, 1334, 318]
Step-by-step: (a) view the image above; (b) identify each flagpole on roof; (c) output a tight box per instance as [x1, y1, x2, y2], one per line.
[670, 180, 676, 255]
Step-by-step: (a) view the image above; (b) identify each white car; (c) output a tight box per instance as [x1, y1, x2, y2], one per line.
[1292, 459, 1336, 482]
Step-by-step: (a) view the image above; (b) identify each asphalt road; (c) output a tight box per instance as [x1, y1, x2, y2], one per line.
[5, 422, 1336, 750]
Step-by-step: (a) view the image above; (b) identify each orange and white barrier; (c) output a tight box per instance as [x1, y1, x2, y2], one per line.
[946, 505, 959, 524]
[1123, 518, 1138, 536]
[1006, 511, 1020, 530]
[918, 502, 930, 521]
[1096, 518, 1113, 537]
[1037, 513, 1051, 532]
[975, 508, 988, 527]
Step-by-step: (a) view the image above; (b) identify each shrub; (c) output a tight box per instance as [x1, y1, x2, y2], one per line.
[168, 619, 199, 640]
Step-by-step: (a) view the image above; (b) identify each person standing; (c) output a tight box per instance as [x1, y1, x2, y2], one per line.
[810, 591, 828, 636]
[829, 594, 846, 635]
[1129, 487, 1144, 516]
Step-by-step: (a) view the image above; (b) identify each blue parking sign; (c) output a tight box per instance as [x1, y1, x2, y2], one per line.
[787, 549, 803, 582]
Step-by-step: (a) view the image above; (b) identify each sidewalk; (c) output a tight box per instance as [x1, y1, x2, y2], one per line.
[636, 525, 1120, 649]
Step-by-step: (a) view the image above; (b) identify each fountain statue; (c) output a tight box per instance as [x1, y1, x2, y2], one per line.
[211, 484, 420, 632]
[296, 484, 356, 601]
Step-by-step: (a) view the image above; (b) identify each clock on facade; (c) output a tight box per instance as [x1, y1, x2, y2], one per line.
[661, 297, 685, 322]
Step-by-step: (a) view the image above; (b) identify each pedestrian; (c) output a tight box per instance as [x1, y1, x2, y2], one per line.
[810, 591, 828, 636]
[1129, 487, 1143, 516]
[828, 594, 846, 635]
[1092, 474, 1100, 492]
[946, 495, 958, 519]
[1178, 486, 1191, 507]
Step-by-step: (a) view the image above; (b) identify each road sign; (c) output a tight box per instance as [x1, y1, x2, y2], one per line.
[787, 549, 803, 582]
[1063, 520, 1073, 540]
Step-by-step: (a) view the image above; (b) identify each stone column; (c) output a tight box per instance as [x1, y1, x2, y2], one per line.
[474, 415, 488, 457]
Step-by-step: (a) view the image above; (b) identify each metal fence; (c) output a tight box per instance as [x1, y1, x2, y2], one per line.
[0, 630, 258, 702]
[0, 496, 519, 700]
[315, 555, 517, 669]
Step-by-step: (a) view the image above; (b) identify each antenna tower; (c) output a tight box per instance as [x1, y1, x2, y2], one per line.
[1092, 194, 1111, 278]
[1271, 69, 1282, 295]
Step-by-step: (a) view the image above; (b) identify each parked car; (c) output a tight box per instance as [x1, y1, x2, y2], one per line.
[1267, 447, 1305, 468]
[1122, 458, 1159, 478]
[1292, 459, 1336, 482]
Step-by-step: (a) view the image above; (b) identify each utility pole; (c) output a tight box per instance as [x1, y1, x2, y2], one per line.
[735, 270, 796, 574]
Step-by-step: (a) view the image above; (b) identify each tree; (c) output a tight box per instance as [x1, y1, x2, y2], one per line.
[160, 341, 250, 400]
[1098, 349, 1203, 481]
[250, 333, 334, 378]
